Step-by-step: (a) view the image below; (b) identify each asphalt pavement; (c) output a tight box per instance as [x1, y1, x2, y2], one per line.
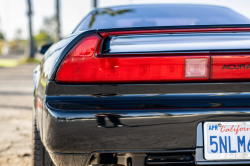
[0, 56, 38, 166]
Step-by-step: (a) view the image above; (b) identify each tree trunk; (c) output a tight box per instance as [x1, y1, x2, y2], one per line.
[93, 0, 97, 8]
[27, 0, 35, 58]
[55, 0, 61, 42]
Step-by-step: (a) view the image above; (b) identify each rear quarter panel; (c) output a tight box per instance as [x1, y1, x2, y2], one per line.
[34, 31, 92, 137]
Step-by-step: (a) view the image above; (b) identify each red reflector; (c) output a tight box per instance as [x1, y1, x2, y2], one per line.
[37, 99, 41, 111]
[56, 35, 210, 84]
[212, 53, 250, 81]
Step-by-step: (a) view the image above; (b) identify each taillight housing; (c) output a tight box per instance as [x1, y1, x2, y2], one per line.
[211, 52, 250, 81]
[56, 32, 210, 83]
[56, 34, 102, 83]
[56, 28, 250, 84]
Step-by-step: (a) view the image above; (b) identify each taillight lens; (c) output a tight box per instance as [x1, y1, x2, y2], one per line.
[56, 34, 101, 82]
[57, 31, 250, 84]
[211, 52, 250, 81]
[185, 58, 208, 78]
[56, 33, 210, 83]
[68, 34, 100, 57]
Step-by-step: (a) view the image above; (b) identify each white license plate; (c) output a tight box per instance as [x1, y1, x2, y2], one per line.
[204, 122, 250, 160]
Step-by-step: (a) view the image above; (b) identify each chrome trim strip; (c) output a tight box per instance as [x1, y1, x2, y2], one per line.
[108, 32, 250, 53]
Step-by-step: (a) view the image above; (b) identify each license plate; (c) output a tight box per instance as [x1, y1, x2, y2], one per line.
[204, 122, 250, 160]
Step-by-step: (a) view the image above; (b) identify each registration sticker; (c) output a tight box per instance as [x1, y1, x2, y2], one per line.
[204, 122, 250, 160]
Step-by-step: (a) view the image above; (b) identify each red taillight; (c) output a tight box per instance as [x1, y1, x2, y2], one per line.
[56, 29, 250, 84]
[56, 53, 210, 83]
[56, 33, 210, 83]
[67, 34, 101, 57]
[56, 34, 101, 82]
[211, 52, 250, 81]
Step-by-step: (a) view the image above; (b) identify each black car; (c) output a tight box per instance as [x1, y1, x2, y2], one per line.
[33, 4, 250, 166]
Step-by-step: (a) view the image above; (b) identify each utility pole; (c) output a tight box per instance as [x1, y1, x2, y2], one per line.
[55, 0, 61, 42]
[27, 0, 35, 58]
[93, 0, 98, 8]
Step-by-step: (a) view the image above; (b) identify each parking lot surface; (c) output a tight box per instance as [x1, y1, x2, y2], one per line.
[0, 64, 37, 166]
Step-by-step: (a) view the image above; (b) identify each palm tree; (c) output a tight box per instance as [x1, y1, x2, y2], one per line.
[55, 0, 61, 42]
[27, 0, 35, 58]
[93, 0, 97, 8]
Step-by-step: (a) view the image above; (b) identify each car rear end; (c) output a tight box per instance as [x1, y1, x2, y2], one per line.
[39, 26, 250, 166]
[34, 4, 250, 166]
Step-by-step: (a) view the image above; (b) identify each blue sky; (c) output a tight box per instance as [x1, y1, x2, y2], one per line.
[0, 0, 250, 40]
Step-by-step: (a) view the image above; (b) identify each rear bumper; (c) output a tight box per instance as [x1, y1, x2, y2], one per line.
[43, 104, 250, 152]
[42, 82, 250, 165]
[44, 105, 250, 165]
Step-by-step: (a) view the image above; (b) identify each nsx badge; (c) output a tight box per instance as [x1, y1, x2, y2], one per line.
[222, 64, 250, 69]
